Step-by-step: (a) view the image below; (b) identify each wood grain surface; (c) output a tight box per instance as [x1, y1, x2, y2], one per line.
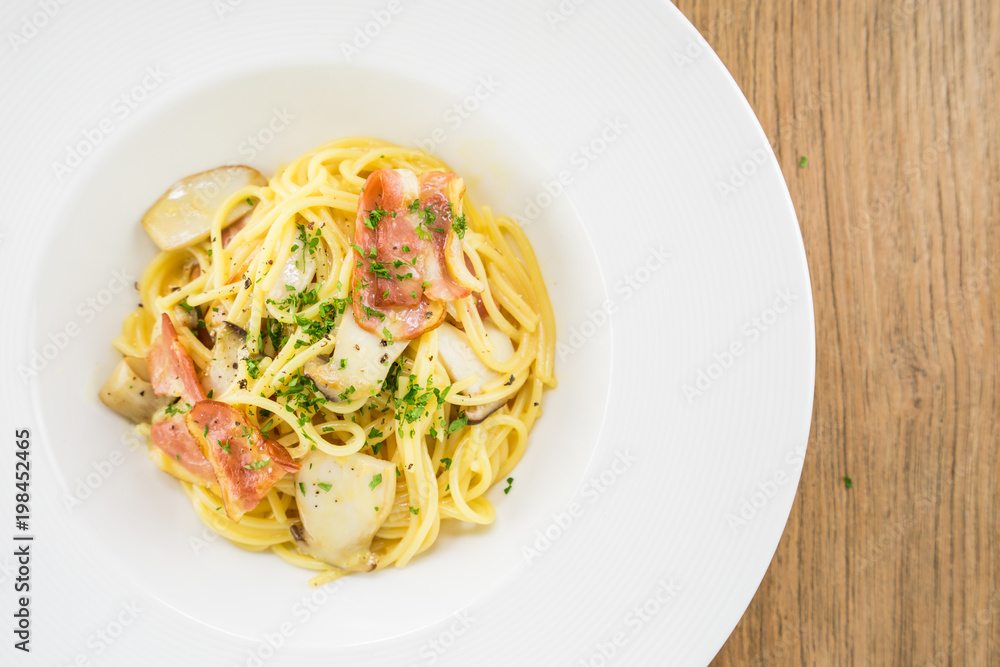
[668, 1, 1000, 664]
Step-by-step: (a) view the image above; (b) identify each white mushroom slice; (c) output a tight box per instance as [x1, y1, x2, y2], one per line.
[203, 301, 229, 340]
[436, 321, 515, 423]
[200, 323, 248, 397]
[99, 357, 172, 423]
[266, 242, 316, 305]
[292, 450, 396, 571]
[142, 166, 266, 251]
[173, 303, 199, 331]
[304, 311, 408, 401]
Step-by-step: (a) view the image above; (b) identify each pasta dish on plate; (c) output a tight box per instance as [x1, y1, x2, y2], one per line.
[99, 137, 556, 584]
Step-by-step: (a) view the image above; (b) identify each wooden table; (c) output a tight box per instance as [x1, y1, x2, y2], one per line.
[669, 1, 1000, 664]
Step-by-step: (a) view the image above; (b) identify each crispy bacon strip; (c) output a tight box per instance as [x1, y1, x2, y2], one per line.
[352, 169, 471, 339]
[186, 401, 300, 522]
[150, 414, 217, 486]
[146, 312, 215, 483]
[147, 313, 207, 406]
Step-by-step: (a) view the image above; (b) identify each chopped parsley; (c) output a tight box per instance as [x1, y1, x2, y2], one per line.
[364, 206, 389, 229]
[245, 357, 262, 379]
[441, 457, 452, 471]
[408, 198, 420, 213]
[843, 475, 853, 489]
[409, 506, 419, 515]
[316, 482, 332, 492]
[339, 358, 348, 369]
[299, 482, 305, 496]
[244, 458, 270, 470]
[799, 155, 808, 168]
[447, 414, 468, 434]
[217, 439, 231, 454]
[164, 401, 191, 416]
[369, 473, 383, 490]
[369, 260, 393, 279]
[452, 213, 467, 239]
[275, 368, 328, 426]
[503, 477, 514, 494]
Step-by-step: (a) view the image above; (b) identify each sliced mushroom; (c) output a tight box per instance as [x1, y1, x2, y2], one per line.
[200, 322, 248, 398]
[142, 166, 266, 251]
[304, 311, 408, 401]
[436, 321, 515, 424]
[292, 450, 396, 572]
[173, 302, 199, 331]
[266, 241, 316, 306]
[99, 357, 172, 423]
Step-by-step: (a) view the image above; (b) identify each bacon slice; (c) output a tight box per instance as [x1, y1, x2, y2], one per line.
[186, 400, 300, 522]
[145, 312, 216, 482]
[220, 213, 249, 248]
[147, 313, 207, 406]
[150, 414, 217, 486]
[352, 169, 471, 340]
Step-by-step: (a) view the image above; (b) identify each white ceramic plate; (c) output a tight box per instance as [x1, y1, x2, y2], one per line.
[1, 1, 814, 665]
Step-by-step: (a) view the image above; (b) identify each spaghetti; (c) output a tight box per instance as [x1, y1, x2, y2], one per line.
[101, 137, 556, 584]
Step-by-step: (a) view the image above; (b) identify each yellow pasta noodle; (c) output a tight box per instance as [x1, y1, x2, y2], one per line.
[108, 137, 556, 585]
